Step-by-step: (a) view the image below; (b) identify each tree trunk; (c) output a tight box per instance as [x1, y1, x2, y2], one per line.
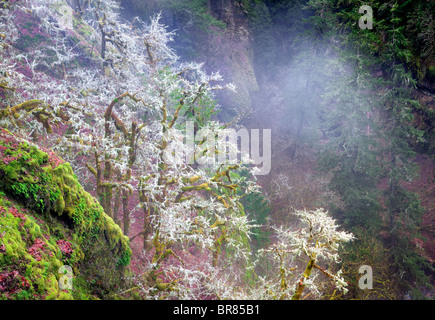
[122, 188, 130, 236]
[292, 258, 315, 300]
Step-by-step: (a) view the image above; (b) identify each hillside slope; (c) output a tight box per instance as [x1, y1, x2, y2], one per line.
[0, 128, 131, 299]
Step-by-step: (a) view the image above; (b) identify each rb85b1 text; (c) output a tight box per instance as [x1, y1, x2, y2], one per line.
[217, 305, 259, 315]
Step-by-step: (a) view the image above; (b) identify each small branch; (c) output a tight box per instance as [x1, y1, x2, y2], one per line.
[0, 100, 45, 119]
[86, 163, 97, 177]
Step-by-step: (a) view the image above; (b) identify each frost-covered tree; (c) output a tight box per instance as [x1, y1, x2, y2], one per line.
[0, 0, 260, 299]
[252, 208, 354, 300]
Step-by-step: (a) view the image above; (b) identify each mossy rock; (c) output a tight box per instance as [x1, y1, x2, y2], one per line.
[0, 129, 131, 299]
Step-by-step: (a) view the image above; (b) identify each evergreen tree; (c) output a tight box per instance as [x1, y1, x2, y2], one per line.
[306, 0, 433, 293]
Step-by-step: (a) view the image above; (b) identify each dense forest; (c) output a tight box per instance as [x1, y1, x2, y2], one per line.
[0, 0, 434, 301]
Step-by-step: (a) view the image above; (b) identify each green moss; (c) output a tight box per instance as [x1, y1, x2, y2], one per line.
[0, 130, 131, 300]
[0, 200, 71, 299]
[116, 250, 132, 268]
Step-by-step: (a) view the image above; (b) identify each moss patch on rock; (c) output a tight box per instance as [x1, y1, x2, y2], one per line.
[0, 128, 131, 299]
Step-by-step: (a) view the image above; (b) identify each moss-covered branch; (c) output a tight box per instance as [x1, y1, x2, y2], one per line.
[0, 100, 45, 119]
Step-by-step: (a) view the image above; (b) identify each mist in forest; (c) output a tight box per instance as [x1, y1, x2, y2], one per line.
[1, 0, 433, 303]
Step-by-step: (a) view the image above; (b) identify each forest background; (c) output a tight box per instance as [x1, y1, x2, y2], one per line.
[0, 0, 434, 300]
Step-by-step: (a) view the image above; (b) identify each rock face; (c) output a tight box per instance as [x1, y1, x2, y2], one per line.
[0, 129, 131, 299]
[199, 1, 259, 121]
